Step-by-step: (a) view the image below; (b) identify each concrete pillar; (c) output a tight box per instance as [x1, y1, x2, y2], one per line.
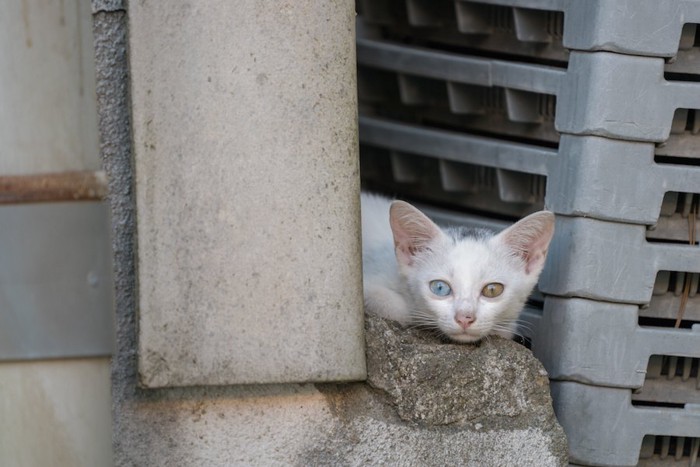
[127, 0, 365, 387]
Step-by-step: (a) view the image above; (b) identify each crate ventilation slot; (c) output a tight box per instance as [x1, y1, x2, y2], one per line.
[640, 435, 700, 466]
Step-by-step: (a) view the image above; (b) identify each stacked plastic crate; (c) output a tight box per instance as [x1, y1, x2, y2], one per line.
[356, 1, 700, 465]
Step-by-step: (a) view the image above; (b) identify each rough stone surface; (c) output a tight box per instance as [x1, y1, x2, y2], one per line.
[92, 0, 123, 12]
[300, 314, 568, 466]
[92, 7, 141, 464]
[365, 314, 564, 432]
[304, 381, 568, 467]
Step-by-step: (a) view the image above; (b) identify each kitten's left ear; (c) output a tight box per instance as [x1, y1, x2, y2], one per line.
[496, 211, 555, 275]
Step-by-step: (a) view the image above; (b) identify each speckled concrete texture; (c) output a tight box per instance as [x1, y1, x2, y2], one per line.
[286, 316, 567, 466]
[92, 0, 123, 12]
[358, 314, 568, 465]
[365, 314, 563, 431]
[126, 0, 365, 388]
[92, 6, 139, 464]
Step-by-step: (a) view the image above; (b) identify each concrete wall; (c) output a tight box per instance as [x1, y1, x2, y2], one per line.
[127, 0, 365, 388]
[94, 2, 368, 463]
[94, 2, 566, 466]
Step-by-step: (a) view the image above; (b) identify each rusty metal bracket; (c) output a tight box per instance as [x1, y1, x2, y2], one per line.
[0, 170, 108, 204]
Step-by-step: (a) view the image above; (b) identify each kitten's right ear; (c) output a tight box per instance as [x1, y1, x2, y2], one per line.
[389, 201, 444, 267]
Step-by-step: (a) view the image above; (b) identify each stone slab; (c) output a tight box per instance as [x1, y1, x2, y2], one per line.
[127, 1, 365, 387]
[112, 314, 567, 466]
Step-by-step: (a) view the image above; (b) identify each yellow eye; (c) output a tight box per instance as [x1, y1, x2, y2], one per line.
[481, 283, 504, 298]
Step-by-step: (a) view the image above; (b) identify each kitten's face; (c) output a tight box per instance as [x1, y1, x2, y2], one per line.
[403, 235, 540, 343]
[390, 201, 554, 343]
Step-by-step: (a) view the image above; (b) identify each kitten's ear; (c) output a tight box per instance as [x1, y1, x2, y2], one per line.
[497, 211, 555, 275]
[389, 200, 444, 267]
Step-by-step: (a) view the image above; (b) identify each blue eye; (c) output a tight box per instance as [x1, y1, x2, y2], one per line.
[429, 280, 452, 297]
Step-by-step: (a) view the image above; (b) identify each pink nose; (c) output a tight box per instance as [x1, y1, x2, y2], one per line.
[455, 314, 476, 330]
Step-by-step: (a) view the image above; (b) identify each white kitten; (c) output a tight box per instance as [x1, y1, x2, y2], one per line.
[361, 193, 555, 343]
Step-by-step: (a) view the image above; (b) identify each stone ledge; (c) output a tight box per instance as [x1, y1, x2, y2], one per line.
[366, 314, 561, 431]
[305, 314, 568, 466]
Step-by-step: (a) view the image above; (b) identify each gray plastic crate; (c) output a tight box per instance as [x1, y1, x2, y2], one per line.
[551, 380, 700, 466]
[359, 34, 700, 165]
[361, 66, 700, 162]
[510, 301, 699, 466]
[657, 109, 700, 161]
[361, 116, 552, 174]
[358, 37, 700, 143]
[646, 193, 700, 243]
[359, 0, 570, 62]
[467, 0, 700, 58]
[358, 66, 560, 145]
[546, 135, 700, 226]
[520, 302, 699, 404]
[648, 271, 700, 323]
[540, 216, 700, 304]
[359, 116, 551, 217]
[356, 4, 700, 466]
[635, 355, 700, 406]
[361, 116, 700, 229]
[533, 297, 700, 389]
[557, 52, 700, 143]
[358, 0, 700, 71]
[637, 435, 700, 466]
[360, 144, 547, 218]
[357, 37, 562, 145]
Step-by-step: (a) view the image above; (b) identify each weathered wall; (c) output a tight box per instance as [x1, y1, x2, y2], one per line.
[0, 1, 113, 465]
[93, 4, 366, 464]
[127, 0, 365, 388]
[93, 2, 566, 466]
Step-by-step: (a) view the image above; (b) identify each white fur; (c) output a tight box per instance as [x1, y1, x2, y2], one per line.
[361, 192, 555, 343]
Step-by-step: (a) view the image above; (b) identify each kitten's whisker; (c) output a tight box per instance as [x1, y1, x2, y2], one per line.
[409, 315, 436, 323]
[506, 328, 529, 336]
[409, 325, 437, 330]
[513, 327, 535, 338]
[496, 318, 535, 335]
[510, 318, 535, 329]
[489, 323, 529, 342]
